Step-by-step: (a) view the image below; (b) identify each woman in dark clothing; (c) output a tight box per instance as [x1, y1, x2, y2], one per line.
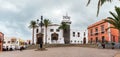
[6, 46, 8, 51]
[20, 46, 24, 51]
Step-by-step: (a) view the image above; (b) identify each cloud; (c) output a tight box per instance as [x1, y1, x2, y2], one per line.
[0, 0, 119, 40]
[0, 0, 20, 12]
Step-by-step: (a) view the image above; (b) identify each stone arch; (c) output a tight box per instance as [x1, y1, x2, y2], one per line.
[51, 33, 58, 40]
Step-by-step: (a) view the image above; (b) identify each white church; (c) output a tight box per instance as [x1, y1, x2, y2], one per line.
[36, 14, 88, 44]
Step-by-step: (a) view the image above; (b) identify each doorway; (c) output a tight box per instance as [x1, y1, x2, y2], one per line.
[83, 37, 86, 44]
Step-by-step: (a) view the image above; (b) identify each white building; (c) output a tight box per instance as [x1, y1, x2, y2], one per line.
[3, 37, 26, 50]
[3, 37, 15, 50]
[43, 24, 64, 44]
[36, 14, 88, 44]
[70, 30, 88, 44]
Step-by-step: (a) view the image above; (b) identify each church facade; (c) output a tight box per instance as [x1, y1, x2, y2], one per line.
[36, 14, 88, 44]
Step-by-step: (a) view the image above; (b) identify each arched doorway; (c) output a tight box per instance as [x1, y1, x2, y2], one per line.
[83, 37, 86, 44]
[36, 33, 43, 44]
[51, 33, 58, 43]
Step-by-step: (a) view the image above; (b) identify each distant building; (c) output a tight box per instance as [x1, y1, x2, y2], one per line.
[0, 32, 4, 51]
[70, 30, 88, 44]
[36, 14, 88, 44]
[3, 37, 26, 50]
[26, 40, 31, 45]
[87, 18, 119, 44]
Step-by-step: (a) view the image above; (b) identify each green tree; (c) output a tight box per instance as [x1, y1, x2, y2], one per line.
[29, 20, 37, 44]
[87, 0, 113, 16]
[105, 6, 120, 43]
[59, 22, 69, 32]
[59, 22, 70, 44]
[43, 19, 51, 44]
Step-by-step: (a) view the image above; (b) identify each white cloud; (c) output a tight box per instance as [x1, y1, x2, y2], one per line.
[0, 0, 20, 12]
[0, 0, 119, 40]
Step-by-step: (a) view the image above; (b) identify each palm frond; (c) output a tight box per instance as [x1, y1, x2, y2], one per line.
[105, 26, 117, 31]
[101, 0, 112, 6]
[59, 22, 69, 30]
[97, 0, 101, 16]
[87, 0, 113, 16]
[109, 11, 119, 21]
[105, 6, 120, 31]
[86, 0, 91, 6]
[115, 6, 120, 19]
[101, 0, 106, 6]
[105, 18, 119, 28]
[105, 19, 114, 26]
[44, 19, 51, 28]
[29, 20, 37, 29]
[108, 17, 119, 24]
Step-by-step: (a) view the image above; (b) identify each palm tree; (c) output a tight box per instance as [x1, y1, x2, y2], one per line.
[43, 19, 51, 44]
[59, 22, 70, 44]
[87, 0, 113, 16]
[29, 20, 37, 45]
[59, 22, 69, 31]
[104, 6, 120, 43]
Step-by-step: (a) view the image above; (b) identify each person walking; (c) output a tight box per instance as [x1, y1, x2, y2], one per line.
[102, 43, 105, 49]
[39, 37, 43, 49]
[20, 46, 24, 51]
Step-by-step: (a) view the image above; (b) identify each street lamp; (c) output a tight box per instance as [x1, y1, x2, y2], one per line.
[36, 16, 44, 49]
[40, 16, 44, 33]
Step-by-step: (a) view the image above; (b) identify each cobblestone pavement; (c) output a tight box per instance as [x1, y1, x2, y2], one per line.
[0, 47, 118, 57]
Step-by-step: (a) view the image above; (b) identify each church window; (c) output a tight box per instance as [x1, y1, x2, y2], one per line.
[101, 25, 105, 33]
[90, 29, 93, 36]
[8, 41, 10, 43]
[36, 28, 39, 33]
[74, 40, 76, 43]
[50, 29, 54, 32]
[56, 29, 60, 32]
[78, 32, 80, 37]
[73, 32, 75, 37]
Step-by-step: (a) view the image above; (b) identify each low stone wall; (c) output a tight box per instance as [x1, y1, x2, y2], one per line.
[26, 44, 98, 50]
[45, 44, 98, 48]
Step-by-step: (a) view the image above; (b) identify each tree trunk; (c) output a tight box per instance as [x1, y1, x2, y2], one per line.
[62, 29, 66, 44]
[32, 28, 34, 45]
[63, 29, 70, 44]
[45, 27, 47, 44]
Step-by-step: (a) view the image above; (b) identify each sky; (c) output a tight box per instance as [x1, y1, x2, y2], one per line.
[0, 0, 120, 40]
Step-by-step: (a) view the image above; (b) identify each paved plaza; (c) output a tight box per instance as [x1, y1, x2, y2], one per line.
[0, 47, 119, 57]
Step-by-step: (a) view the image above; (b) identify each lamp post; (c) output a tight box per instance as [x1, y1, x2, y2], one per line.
[36, 16, 44, 49]
[40, 16, 44, 49]
[40, 16, 44, 33]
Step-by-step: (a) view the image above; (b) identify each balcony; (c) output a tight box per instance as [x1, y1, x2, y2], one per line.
[95, 33, 98, 35]
[90, 34, 93, 36]
[101, 31, 105, 34]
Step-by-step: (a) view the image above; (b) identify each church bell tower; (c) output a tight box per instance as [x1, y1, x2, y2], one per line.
[61, 13, 71, 44]
[62, 13, 71, 25]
